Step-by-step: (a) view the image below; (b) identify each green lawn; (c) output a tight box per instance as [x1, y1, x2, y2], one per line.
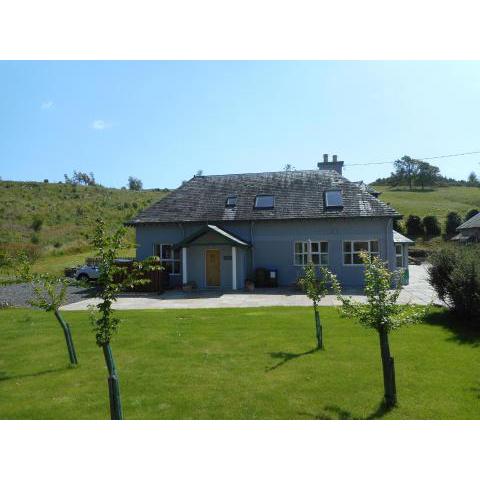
[0, 307, 478, 419]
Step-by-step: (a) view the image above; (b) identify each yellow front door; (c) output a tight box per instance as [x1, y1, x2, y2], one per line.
[205, 249, 221, 287]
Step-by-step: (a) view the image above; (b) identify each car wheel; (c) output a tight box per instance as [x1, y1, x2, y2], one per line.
[77, 273, 90, 282]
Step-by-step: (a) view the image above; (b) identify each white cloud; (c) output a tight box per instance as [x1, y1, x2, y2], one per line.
[41, 100, 54, 110]
[91, 119, 112, 130]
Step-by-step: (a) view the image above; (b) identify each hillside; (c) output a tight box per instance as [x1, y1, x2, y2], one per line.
[0, 181, 168, 273]
[372, 185, 480, 225]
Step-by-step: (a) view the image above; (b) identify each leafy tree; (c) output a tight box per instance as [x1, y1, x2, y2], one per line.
[298, 263, 340, 349]
[284, 164, 295, 172]
[467, 171, 479, 186]
[14, 255, 78, 365]
[127, 176, 143, 191]
[422, 215, 441, 237]
[337, 252, 426, 408]
[393, 156, 419, 190]
[89, 218, 160, 419]
[196, 169, 203, 177]
[64, 170, 96, 186]
[406, 215, 424, 237]
[465, 209, 479, 222]
[416, 161, 440, 190]
[445, 211, 463, 237]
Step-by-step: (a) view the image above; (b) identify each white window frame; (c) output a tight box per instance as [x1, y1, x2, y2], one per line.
[395, 243, 404, 268]
[293, 241, 329, 266]
[343, 240, 380, 266]
[153, 243, 181, 275]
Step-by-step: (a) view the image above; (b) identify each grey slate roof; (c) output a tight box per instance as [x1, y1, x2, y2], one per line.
[457, 212, 480, 230]
[393, 230, 414, 244]
[127, 169, 401, 225]
[174, 224, 250, 248]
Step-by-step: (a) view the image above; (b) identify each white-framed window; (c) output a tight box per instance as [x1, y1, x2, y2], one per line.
[343, 240, 379, 265]
[395, 244, 404, 268]
[153, 243, 181, 274]
[294, 241, 329, 266]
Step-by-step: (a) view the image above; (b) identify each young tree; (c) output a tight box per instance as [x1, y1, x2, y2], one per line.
[337, 252, 425, 408]
[127, 176, 143, 191]
[90, 219, 159, 419]
[423, 215, 441, 237]
[416, 161, 440, 190]
[298, 263, 340, 350]
[283, 164, 295, 172]
[445, 211, 463, 237]
[14, 256, 78, 365]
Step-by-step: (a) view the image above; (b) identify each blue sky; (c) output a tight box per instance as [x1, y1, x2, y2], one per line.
[1, 61, 480, 189]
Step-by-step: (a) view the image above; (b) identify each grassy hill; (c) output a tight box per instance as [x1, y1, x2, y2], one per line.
[0, 181, 168, 274]
[372, 185, 480, 225]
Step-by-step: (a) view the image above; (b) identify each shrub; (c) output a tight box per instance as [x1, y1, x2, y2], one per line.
[31, 233, 40, 244]
[445, 212, 463, 237]
[423, 216, 441, 237]
[31, 216, 43, 232]
[406, 215, 424, 237]
[0, 243, 41, 266]
[428, 245, 480, 323]
[465, 209, 479, 222]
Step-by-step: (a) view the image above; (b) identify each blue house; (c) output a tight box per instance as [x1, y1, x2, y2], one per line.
[127, 156, 412, 289]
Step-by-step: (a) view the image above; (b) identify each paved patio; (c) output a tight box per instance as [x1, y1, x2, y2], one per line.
[61, 265, 440, 311]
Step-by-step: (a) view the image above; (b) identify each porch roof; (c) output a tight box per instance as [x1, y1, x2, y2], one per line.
[174, 224, 251, 248]
[393, 230, 414, 244]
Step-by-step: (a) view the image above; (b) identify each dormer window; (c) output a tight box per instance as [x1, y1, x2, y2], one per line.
[325, 190, 343, 208]
[225, 196, 237, 208]
[254, 195, 275, 209]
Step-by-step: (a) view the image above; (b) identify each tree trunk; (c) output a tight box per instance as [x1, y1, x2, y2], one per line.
[314, 306, 323, 350]
[54, 310, 78, 365]
[102, 342, 123, 420]
[378, 325, 397, 408]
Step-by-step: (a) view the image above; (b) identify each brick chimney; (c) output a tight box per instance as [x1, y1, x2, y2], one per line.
[318, 154, 344, 175]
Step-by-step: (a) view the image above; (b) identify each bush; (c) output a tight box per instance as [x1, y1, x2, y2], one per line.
[445, 211, 463, 237]
[465, 209, 479, 222]
[406, 215, 424, 237]
[423, 216, 441, 237]
[428, 245, 480, 323]
[31, 233, 40, 244]
[0, 243, 41, 266]
[31, 216, 43, 232]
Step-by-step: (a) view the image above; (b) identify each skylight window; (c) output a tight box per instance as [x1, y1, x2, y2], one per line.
[325, 190, 343, 208]
[225, 196, 237, 208]
[254, 195, 275, 209]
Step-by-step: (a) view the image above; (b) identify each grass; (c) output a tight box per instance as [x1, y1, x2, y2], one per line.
[373, 184, 480, 225]
[0, 306, 478, 420]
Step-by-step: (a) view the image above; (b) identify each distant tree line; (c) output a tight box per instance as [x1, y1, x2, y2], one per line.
[375, 155, 479, 189]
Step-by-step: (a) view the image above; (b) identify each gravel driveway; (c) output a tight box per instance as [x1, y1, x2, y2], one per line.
[0, 282, 97, 308]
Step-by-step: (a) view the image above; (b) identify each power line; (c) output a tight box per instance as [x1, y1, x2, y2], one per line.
[344, 150, 480, 167]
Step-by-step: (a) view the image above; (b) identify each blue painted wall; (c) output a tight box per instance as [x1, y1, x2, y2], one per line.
[134, 217, 395, 288]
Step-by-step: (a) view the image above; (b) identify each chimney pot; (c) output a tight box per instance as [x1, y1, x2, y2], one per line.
[333, 154, 338, 163]
[323, 153, 328, 163]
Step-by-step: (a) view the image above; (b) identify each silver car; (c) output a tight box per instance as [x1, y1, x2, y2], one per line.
[75, 264, 100, 281]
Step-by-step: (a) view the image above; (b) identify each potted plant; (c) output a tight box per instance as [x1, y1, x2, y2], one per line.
[245, 278, 255, 292]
